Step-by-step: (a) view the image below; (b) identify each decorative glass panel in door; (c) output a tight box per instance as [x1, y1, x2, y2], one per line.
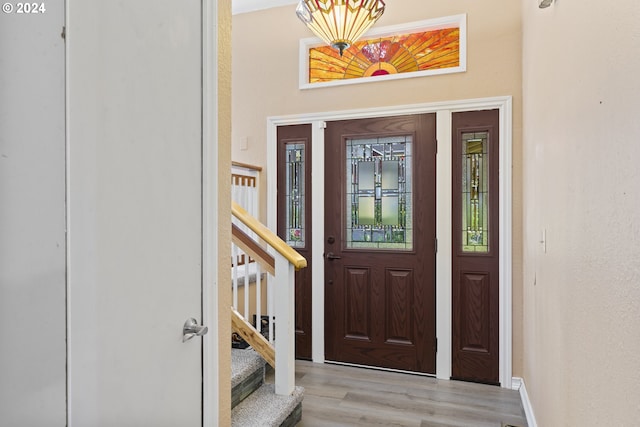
[461, 132, 489, 253]
[285, 143, 305, 248]
[345, 136, 413, 250]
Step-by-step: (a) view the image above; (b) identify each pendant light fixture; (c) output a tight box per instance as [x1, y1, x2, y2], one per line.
[296, 0, 386, 56]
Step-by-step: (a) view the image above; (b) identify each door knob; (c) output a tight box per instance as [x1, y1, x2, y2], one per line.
[325, 252, 341, 260]
[183, 318, 208, 342]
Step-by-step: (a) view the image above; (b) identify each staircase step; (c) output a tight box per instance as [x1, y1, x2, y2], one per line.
[231, 383, 304, 427]
[232, 348, 265, 409]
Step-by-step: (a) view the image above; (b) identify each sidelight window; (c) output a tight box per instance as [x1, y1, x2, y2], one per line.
[461, 132, 489, 252]
[285, 143, 305, 248]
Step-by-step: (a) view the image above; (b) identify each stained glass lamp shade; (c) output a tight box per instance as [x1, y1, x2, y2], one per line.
[296, 0, 386, 56]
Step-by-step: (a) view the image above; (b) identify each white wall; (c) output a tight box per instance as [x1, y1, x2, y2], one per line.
[522, 0, 640, 424]
[0, 2, 67, 425]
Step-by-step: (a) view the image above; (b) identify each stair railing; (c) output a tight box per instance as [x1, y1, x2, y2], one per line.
[231, 201, 306, 396]
[231, 161, 261, 218]
[230, 161, 263, 354]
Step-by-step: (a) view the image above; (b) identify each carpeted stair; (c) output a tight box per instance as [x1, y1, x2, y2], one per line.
[231, 348, 304, 427]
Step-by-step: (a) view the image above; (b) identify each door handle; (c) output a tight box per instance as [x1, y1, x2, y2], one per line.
[325, 252, 341, 260]
[182, 318, 208, 342]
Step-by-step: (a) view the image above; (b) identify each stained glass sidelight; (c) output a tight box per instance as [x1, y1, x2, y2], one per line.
[346, 136, 413, 250]
[285, 143, 305, 248]
[462, 132, 489, 252]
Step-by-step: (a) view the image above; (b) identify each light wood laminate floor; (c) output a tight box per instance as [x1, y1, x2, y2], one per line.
[268, 361, 527, 427]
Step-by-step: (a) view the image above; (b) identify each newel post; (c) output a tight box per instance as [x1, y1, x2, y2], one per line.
[274, 254, 296, 395]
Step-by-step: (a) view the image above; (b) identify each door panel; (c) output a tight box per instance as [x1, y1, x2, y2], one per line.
[459, 272, 492, 352]
[325, 114, 436, 374]
[68, 1, 204, 424]
[385, 269, 414, 345]
[277, 125, 313, 359]
[0, 1, 66, 423]
[344, 267, 371, 340]
[452, 109, 500, 385]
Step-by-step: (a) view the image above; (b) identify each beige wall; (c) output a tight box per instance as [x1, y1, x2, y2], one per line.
[233, 1, 524, 376]
[218, 1, 232, 425]
[522, 0, 640, 424]
[232, 1, 522, 166]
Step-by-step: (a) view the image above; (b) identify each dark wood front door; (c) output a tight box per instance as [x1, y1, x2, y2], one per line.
[324, 114, 437, 373]
[277, 124, 312, 360]
[452, 109, 500, 384]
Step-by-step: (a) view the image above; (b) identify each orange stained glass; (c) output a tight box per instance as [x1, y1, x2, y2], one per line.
[308, 27, 460, 83]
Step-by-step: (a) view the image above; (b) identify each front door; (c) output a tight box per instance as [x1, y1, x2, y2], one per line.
[67, 0, 207, 424]
[324, 114, 437, 373]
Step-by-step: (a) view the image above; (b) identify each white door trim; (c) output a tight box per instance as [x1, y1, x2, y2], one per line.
[202, 0, 220, 424]
[266, 96, 513, 388]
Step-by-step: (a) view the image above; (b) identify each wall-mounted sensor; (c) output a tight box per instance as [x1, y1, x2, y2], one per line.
[539, 0, 553, 8]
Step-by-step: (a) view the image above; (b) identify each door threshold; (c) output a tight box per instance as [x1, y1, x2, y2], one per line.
[324, 360, 437, 378]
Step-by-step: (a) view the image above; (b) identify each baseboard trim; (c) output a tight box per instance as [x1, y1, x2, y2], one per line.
[512, 377, 538, 427]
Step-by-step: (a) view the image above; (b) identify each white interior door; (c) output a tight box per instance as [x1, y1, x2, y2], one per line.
[0, 1, 67, 424]
[67, 1, 205, 425]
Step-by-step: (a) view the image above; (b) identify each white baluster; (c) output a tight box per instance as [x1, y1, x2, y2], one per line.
[255, 263, 262, 339]
[243, 255, 249, 321]
[232, 244, 239, 310]
[267, 270, 274, 346]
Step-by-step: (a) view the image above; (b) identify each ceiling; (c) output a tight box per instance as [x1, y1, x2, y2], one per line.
[232, 0, 299, 15]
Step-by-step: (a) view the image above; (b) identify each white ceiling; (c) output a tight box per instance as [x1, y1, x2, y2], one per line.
[232, 0, 299, 15]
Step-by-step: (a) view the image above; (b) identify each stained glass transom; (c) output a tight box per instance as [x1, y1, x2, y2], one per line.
[346, 136, 413, 250]
[309, 27, 460, 83]
[285, 143, 305, 248]
[462, 132, 489, 252]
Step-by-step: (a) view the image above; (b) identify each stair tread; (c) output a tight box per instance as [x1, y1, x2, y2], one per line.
[231, 383, 304, 427]
[232, 348, 265, 388]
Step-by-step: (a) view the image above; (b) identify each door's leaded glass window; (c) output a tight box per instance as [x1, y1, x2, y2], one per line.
[462, 132, 489, 252]
[285, 143, 305, 248]
[346, 136, 413, 250]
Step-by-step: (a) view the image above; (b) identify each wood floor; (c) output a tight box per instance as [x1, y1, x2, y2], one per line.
[267, 361, 527, 427]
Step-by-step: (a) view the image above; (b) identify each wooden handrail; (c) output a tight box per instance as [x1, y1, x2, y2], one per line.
[231, 201, 307, 271]
[232, 161, 263, 172]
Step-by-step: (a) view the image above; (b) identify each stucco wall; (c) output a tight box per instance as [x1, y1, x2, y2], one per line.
[232, 0, 524, 376]
[522, 0, 640, 424]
